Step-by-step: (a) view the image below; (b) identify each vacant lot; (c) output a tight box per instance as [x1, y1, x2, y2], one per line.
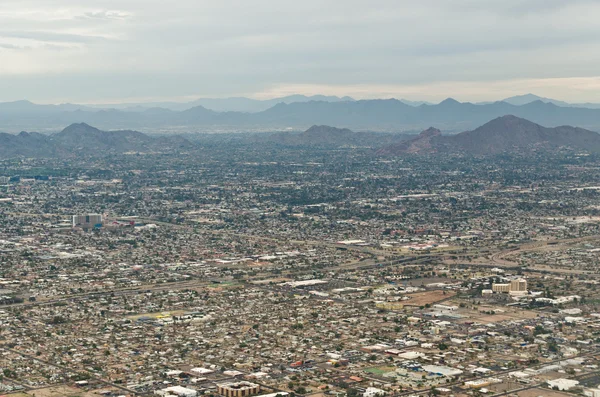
[517, 388, 570, 397]
[26, 386, 105, 397]
[403, 290, 455, 306]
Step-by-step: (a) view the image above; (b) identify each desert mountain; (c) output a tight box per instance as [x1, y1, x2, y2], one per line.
[85, 94, 356, 113]
[500, 94, 600, 109]
[4, 98, 600, 133]
[0, 123, 190, 158]
[263, 125, 412, 147]
[378, 115, 600, 155]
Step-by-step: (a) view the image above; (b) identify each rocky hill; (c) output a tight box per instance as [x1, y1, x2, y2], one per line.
[377, 115, 600, 155]
[0, 123, 191, 158]
[264, 125, 412, 147]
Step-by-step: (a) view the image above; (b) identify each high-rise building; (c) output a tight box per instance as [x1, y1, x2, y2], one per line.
[510, 279, 527, 292]
[72, 214, 103, 228]
[492, 278, 527, 294]
[217, 382, 260, 397]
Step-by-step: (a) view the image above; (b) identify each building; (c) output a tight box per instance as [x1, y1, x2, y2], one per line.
[433, 304, 458, 311]
[156, 386, 198, 397]
[492, 278, 527, 294]
[510, 279, 528, 292]
[190, 367, 214, 376]
[492, 283, 510, 293]
[73, 214, 103, 228]
[421, 365, 463, 377]
[363, 387, 385, 397]
[217, 382, 260, 397]
[547, 379, 580, 391]
[584, 388, 600, 397]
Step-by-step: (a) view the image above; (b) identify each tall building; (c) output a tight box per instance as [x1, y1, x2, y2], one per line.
[72, 214, 103, 228]
[510, 279, 527, 292]
[492, 278, 527, 294]
[217, 382, 260, 397]
[0, 176, 10, 184]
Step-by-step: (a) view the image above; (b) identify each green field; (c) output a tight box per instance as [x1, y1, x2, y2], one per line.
[365, 366, 396, 375]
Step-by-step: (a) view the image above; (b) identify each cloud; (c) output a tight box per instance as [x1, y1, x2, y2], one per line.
[1, 0, 600, 103]
[80, 10, 131, 21]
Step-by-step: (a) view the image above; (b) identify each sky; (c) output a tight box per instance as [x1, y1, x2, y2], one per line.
[1, 0, 600, 104]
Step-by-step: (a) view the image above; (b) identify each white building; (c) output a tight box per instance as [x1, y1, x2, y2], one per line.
[433, 304, 458, 311]
[547, 379, 580, 391]
[363, 387, 385, 397]
[422, 365, 463, 377]
[190, 367, 214, 376]
[156, 386, 198, 397]
[585, 388, 600, 397]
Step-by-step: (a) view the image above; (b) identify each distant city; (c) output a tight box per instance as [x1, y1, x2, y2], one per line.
[3, 0, 600, 396]
[2, 118, 600, 396]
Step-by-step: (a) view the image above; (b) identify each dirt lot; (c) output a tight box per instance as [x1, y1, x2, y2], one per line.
[403, 290, 455, 306]
[24, 386, 109, 397]
[451, 304, 539, 324]
[517, 387, 571, 397]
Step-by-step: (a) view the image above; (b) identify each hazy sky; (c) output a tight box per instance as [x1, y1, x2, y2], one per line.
[1, 0, 600, 104]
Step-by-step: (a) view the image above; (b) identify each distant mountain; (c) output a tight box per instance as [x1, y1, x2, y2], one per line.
[377, 115, 600, 155]
[0, 100, 92, 114]
[0, 131, 62, 158]
[52, 123, 156, 151]
[87, 94, 356, 113]
[0, 123, 191, 158]
[263, 125, 412, 147]
[376, 127, 443, 154]
[501, 93, 600, 109]
[501, 94, 571, 107]
[4, 97, 600, 133]
[398, 99, 435, 106]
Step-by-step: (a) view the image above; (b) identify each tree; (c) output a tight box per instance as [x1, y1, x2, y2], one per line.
[347, 389, 359, 397]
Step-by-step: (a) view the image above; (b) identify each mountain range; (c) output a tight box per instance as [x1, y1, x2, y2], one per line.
[0, 123, 191, 158]
[3, 116, 600, 159]
[498, 94, 600, 109]
[3, 96, 600, 133]
[377, 115, 600, 155]
[92, 95, 356, 113]
[261, 125, 411, 147]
